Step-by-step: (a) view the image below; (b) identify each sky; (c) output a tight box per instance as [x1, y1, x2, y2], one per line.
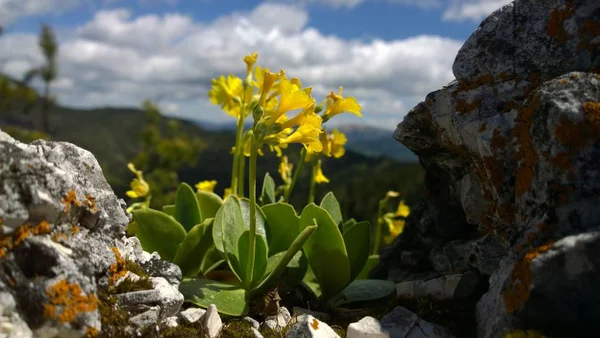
[0, 0, 512, 130]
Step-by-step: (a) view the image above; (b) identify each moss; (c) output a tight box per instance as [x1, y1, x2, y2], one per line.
[124, 259, 150, 278]
[502, 242, 555, 313]
[161, 320, 206, 338]
[221, 320, 255, 338]
[97, 289, 131, 338]
[113, 276, 153, 294]
[505, 329, 547, 338]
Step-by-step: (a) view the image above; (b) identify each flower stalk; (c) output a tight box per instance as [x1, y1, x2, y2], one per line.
[246, 130, 259, 287]
[283, 147, 307, 202]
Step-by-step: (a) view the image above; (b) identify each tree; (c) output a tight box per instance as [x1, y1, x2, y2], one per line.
[24, 24, 58, 133]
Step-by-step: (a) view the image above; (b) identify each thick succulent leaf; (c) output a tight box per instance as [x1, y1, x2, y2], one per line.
[179, 278, 248, 316]
[331, 279, 396, 307]
[261, 202, 302, 255]
[175, 183, 202, 232]
[260, 173, 276, 206]
[237, 231, 268, 289]
[301, 265, 322, 299]
[299, 204, 350, 300]
[173, 218, 216, 278]
[253, 225, 316, 295]
[356, 255, 379, 280]
[200, 247, 225, 275]
[320, 192, 343, 226]
[196, 190, 224, 222]
[162, 205, 175, 216]
[343, 221, 371, 281]
[132, 208, 187, 261]
[213, 196, 266, 255]
[341, 218, 357, 234]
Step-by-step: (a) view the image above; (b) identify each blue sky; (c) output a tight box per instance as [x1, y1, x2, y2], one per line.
[0, 0, 512, 129]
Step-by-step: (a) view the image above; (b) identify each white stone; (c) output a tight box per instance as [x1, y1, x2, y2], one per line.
[201, 304, 222, 338]
[347, 316, 388, 338]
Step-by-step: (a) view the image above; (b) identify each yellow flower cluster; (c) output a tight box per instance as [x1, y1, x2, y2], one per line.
[383, 200, 410, 244]
[208, 53, 361, 156]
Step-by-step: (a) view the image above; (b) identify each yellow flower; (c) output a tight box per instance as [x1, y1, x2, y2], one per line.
[196, 180, 217, 193]
[383, 200, 410, 244]
[244, 52, 258, 76]
[384, 219, 405, 244]
[255, 66, 282, 104]
[279, 156, 293, 184]
[208, 75, 242, 112]
[223, 187, 232, 199]
[279, 104, 322, 131]
[320, 128, 347, 158]
[278, 124, 323, 153]
[323, 86, 362, 120]
[395, 200, 410, 218]
[126, 163, 150, 198]
[314, 160, 329, 184]
[271, 76, 314, 122]
[386, 191, 400, 198]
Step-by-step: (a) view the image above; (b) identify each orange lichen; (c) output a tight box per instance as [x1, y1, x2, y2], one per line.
[71, 226, 80, 235]
[85, 327, 99, 338]
[583, 101, 600, 128]
[546, 3, 575, 45]
[52, 233, 68, 242]
[558, 78, 569, 85]
[455, 98, 483, 114]
[43, 279, 98, 324]
[61, 190, 82, 213]
[83, 194, 98, 213]
[454, 74, 495, 95]
[549, 152, 572, 171]
[108, 247, 128, 285]
[33, 220, 52, 235]
[512, 95, 541, 197]
[503, 241, 555, 313]
[310, 318, 319, 330]
[479, 122, 488, 132]
[577, 20, 600, 53]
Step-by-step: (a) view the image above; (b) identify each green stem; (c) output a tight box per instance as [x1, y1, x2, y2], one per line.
[246, 132, 259, 288]
[283, 147, 307, 203]
[238, 152, 246, 197]
[308, 158, 317, 204]
[231, 115, 245, 195]
[372, 197, 388, 255]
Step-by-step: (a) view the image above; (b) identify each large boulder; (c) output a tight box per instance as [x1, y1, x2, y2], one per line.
[382, 0, 600, 337]
[0, 130, 184, 337]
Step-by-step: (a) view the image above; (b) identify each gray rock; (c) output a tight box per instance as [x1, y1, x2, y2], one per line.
[162, 316, 179, 328]
[347, 316, 387, 338]
[381, 307, 455, 338]
[468, 234, 506, 275]
[396, 273, 478, 301]
[0, 130, 184, 336]
[292, 307, 332, 323]
[262, 306, 292, 331]
[129, 306, 160, 330]
[179, 307, 206, 324]
[251, 327, 264, 338]
[243, 316, 260, 330]
[118, 277, 183, 319]
[286, 315, 340, 338]
[201, 304, 222, 338]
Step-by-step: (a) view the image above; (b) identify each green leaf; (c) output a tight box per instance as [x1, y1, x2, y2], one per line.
[196, 190, 224, 222]
[301, 265, 321, 299]
[320, 192, 343, 226]
[132, 208, 187, 262]
[262, 203, 302, 256]
[236, 231, 268, 289]
[299, 204, 350, 300]
[331, 279, 396, 307]
[343, 221, 371, 282]
[356, 255, 380, 280]
[253, 225, 316, 295]
[213, 196, 267, 255]
[162, 205, 175, 216]
[341, 218, 357, 234]
[173, 218, 216, 278]
[175, 183, 202, 232]
[179, 278, 248, 316]
[200, 247, 225, 275]
[260, 173, 276, 206]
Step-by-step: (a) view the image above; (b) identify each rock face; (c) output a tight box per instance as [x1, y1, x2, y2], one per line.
[382, 0, 600, 337]
[0, 131, 184, 337]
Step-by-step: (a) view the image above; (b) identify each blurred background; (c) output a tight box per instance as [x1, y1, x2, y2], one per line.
[0, 0, 509, 235]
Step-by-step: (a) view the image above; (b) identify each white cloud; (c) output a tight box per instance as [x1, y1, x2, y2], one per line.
[276, 0, 441, 10]
[442, 0, 512, 22]
[0, 2, 461, 130]
[0, 0, 81, 26]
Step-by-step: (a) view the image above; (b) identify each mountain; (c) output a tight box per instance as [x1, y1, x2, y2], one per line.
[191, 119, 418, 163]
[0, 97, 425, 225]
